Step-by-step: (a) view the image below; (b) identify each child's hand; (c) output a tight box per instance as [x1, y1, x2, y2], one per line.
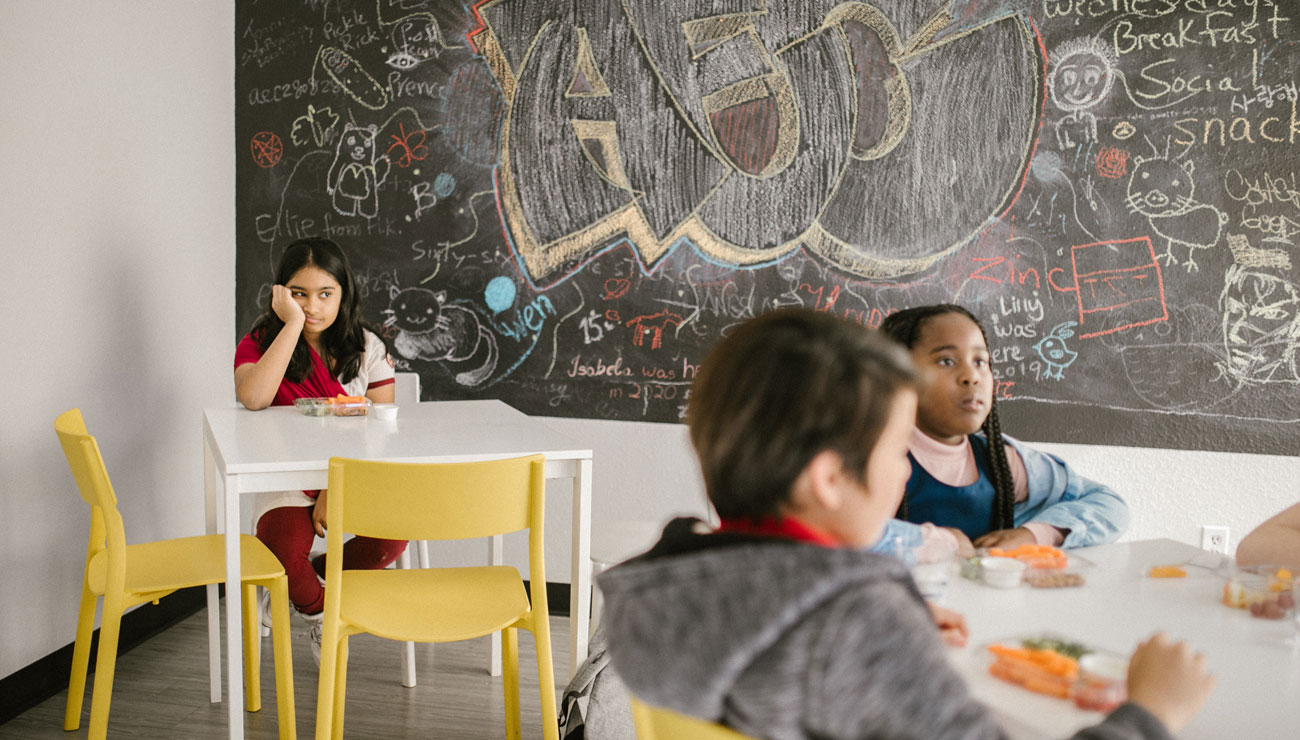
[1125, 632, 1215, 733]
[271, 284, 306, 328]
[312, 489, 328, 537]
[927, 602, 969, 647]
[973, 527, 1036, 549]
[941, 527, 976, 557]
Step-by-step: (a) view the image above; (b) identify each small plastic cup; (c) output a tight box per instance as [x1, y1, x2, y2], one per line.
[1074, 653, 1128, 713]
[980, 557, 1027, 588]
[372, 403, 399, 421]
[911, 558, 954, 600]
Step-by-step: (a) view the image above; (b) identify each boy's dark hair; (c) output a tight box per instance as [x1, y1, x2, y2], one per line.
[879, 304, 1016, 532]
[251, 237, 368, 384]
[687, 308, 917, 521]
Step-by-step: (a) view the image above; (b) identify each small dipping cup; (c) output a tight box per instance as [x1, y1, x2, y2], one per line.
[980, 557, 1027, 588]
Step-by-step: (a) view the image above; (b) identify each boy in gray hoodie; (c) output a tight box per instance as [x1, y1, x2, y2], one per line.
[600, 308, 1214, 740]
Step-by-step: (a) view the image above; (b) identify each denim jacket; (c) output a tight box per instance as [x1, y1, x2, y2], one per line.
[873, 434, 1128, 551]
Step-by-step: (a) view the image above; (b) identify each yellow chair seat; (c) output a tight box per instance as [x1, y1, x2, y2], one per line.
[315, 454, 557, 740]
[88, 534, 286, 597]
[339, 566, 528, 643]
[631, 698, 758, 740]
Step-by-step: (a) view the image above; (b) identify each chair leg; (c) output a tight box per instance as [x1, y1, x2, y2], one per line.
[589, 560, 608, 640]
[85, 594, 125, 740]
[314, 622, 342, 740]
[503, 627, 520, 740]
[396, 547, 417, 688]
[242, 583, 262, 712]
[532, 615, 560, 740]
[400, 641, 417, 688]
[488, 535, 503, 677]
[267, 577, 297, 740]
[332, 637, 350, 740]
[63, 583, 98, 731]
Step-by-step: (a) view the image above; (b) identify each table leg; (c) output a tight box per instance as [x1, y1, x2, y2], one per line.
[223, 472, 245, 740]
[568, 458, 592, 678]
[204, 436, 222, 704]
[489, 534, 503, 676]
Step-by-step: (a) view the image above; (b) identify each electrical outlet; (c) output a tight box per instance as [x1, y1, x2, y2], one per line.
[1200, 525, 1230, 554]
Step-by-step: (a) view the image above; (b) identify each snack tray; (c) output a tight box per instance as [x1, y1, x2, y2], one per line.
[293, 397, 372, 416]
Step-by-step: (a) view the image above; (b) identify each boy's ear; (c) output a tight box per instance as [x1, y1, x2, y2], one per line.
[794, 450, 848, 512]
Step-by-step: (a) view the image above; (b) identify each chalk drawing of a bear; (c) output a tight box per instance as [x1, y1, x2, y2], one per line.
[327, 123, 390, 218]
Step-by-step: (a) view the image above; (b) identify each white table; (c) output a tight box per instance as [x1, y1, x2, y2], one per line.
[942, 538, 1300, 738]
[203, 400, 594, 739]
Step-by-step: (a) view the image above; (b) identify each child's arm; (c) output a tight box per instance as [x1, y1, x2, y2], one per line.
[1006, 437, 1129, 548]
[366, 384, 395, 404]
[234, 286, 305, 410]
[361, 330, 395, 404]
[1235, 501, 1300, 568]
[869, 520, 970, 561]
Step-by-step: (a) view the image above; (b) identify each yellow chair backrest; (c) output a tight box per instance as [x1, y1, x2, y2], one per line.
[630, 698, 758, 740]
[55, 408, 117, 511]
[54, 408, 126, 587]
[326, 454, 544, 543]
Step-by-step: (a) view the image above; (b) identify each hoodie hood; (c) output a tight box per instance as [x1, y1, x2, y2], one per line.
[597, 517, 920, 720]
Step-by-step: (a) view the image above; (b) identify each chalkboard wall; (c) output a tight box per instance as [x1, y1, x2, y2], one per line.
[236, 0, 1300, 455]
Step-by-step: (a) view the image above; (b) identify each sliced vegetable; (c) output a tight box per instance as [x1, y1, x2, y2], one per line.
[1147, 565, 1186, 578]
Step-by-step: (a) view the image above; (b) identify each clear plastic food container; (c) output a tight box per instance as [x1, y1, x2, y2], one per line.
[293, 398, 332, 416]
[1221, 565, 1294, 618]
[985, 633, 1123, 706]
[328, 396, 371, 416]
[293, 396, 372, 416]
[976, 546, 1092, 588]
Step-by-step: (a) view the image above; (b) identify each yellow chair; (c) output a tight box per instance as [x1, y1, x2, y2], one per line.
[314, 454, 558, 740]
[630, 698, 759, 740]
[55, 408, 296, 740]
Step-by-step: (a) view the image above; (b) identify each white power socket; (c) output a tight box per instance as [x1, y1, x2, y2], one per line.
[1200, 525, 1230, 554]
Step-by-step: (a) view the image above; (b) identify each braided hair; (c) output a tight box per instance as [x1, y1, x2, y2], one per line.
[879, 304, 1016, 532]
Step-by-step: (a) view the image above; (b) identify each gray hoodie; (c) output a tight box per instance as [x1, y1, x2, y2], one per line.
[599, 518, 1173, 740]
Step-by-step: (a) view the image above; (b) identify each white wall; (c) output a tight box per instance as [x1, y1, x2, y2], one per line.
[2, 0, 1296, 685]
[0, 1, 236, 677]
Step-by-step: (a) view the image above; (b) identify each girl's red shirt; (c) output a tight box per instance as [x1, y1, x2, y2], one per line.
[234, 333, 346, 406]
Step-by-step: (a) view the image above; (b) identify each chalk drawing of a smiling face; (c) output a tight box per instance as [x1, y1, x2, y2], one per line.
[1048, 37, 1116, 147]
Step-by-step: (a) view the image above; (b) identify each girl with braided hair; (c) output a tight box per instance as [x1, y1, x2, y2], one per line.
[879, 304, 1128, 551]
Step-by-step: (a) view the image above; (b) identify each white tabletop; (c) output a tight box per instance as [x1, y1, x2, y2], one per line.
[205, 399, 592, 476]
[942, 538, 1300, 738]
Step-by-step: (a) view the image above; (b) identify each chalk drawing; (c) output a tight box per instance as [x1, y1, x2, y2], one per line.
[327, 123, 391, 218]
[385, 286, 500, 386]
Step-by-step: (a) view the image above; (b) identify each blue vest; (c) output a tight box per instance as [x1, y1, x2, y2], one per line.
[902, 435, 996, 540]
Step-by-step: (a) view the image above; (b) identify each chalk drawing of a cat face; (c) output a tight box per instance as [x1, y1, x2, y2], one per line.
[389, 287, 444, 334]
[1126, 157, 1195, 218]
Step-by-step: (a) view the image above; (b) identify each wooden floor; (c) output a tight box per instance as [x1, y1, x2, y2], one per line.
[0, 604, 568, 739]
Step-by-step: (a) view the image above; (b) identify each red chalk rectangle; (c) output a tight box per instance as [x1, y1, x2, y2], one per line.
[1070, 237, 1168, 339]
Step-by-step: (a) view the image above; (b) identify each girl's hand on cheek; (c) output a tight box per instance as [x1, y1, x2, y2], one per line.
[973, 527, 1036, 549]
[271, 285, 306, 328]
